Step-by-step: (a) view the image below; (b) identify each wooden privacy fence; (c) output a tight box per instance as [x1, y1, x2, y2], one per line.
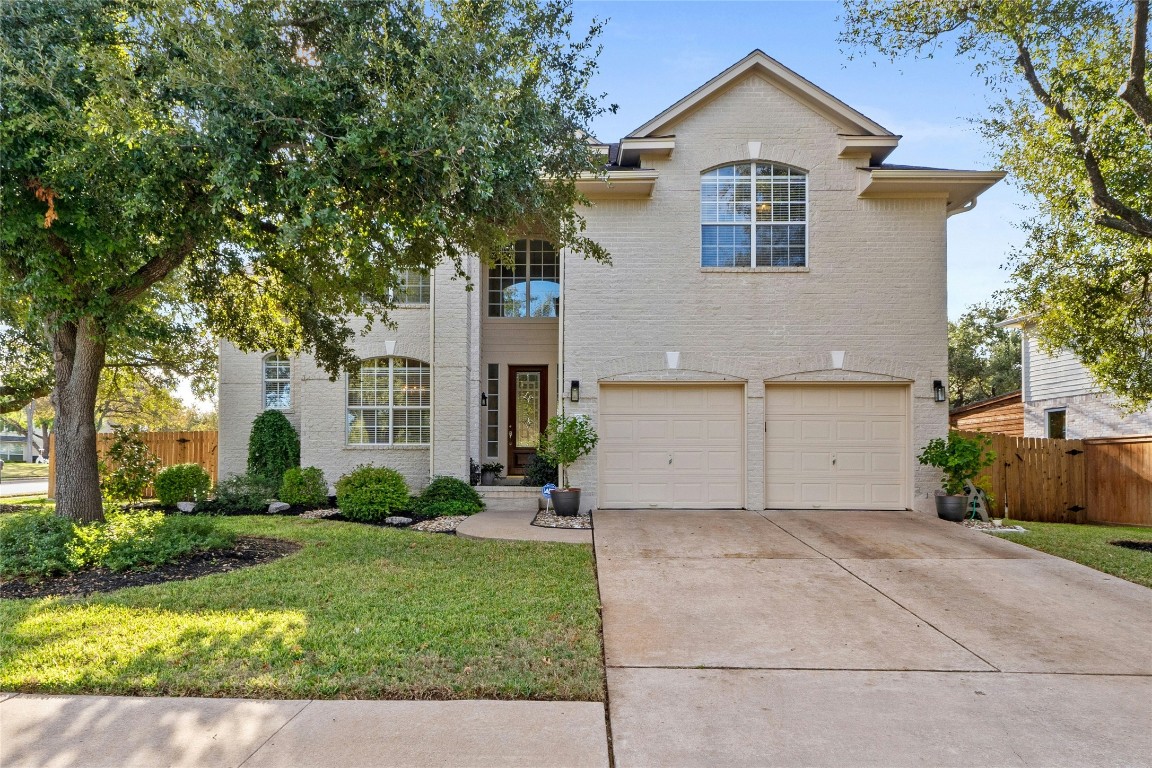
[959, 431, 1152, 526]
[47, 431, 218, 499]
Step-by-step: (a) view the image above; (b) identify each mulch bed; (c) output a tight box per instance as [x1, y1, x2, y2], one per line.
[1112, 540, 1152, 553]
[0, 536, 301, 600]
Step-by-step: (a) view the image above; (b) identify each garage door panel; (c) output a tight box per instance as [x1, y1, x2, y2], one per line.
[766, 384, 908, 510]
[600, 384, 745, 509]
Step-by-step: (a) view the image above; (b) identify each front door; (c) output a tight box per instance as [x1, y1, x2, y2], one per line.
[508, 366, 547, 475]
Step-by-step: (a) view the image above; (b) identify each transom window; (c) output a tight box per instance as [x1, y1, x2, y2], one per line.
[263, 353, 291, 410]
[701, 162, 808, 268]
[347, 357, 431, 445]
[395, 268, 430, 305]
[487, 239, 560, 318]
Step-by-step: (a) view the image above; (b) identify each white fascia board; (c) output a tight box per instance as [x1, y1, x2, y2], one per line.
[576, 170, 659, 200]
[857, 168, 1007, 213]
[618, 137, 676, 166]
[837, 134, 901, 164]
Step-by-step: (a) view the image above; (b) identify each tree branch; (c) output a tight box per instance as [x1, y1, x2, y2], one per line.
[0, 385, 52, 414]
[109, 232, 197, 304]
[1119, 0, 1152, 134]
[1015, 37, 1152, 238]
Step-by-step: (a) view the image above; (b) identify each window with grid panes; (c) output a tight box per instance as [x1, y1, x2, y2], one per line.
[395, 268, 430, 304]
[487, 239, 560, 317]
[700, 162, 807, 267]
[486, 364, 500, 457]
[346, 357, 430, 445]
[263, 354, 291, 410]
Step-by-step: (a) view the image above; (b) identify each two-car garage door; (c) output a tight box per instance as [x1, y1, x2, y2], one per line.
[598, 382, 909, 510]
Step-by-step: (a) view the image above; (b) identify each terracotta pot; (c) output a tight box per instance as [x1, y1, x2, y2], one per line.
[935, 494, 967, 522]
[551, 488, 581, 516]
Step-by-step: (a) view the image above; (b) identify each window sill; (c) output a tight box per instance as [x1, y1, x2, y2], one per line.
[700, 267, 810, 273]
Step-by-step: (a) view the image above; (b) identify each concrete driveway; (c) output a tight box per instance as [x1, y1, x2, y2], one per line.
[595, 509, 1152, 767]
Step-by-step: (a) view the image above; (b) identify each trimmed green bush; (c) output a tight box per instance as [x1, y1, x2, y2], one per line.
[247, 410, 300, 487]
[199, 473, 278, 515]
[521, 453, 558, 487]
[420, 476, 484, 510]
[0, 513, 76, 579]
[0, 510, 235, 581]
[280, 467, 329, 508]
[336, 465, 410, 522]
[154, 463, 213, 507]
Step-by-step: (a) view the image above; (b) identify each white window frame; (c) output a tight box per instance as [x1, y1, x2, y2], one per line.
[394, 268, 430, 305]
[1045, 408, 1067, 440]
[346, 357, 431, 446]
[262, 353, 291, 410]
[487, 239, 561, 318]
[700, 161, 809, 268]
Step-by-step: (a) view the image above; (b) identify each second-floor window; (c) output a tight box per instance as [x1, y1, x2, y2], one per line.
[263, 353, 291, 410]
[395, 268, 430, 305]
[487, 239, 560, 318]
[701, 162, 807, 268]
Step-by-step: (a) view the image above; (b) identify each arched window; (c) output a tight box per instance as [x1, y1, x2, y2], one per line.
[487, 239, 560, 317]
[347, 357, 431, 445]
[700, 162, 807, 268]
[263, 353, 291, 410]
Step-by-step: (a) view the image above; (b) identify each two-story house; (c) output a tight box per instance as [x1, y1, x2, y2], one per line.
[217, 51, 1004, 514]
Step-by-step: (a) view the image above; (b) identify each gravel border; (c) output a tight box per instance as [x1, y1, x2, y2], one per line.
[532, 510, 593, 529]
[963, 519, 1028, 533]
[410, 515, 468, 533]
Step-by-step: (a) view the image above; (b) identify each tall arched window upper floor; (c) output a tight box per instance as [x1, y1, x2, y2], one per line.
[263, 353, 291, 410]
[700, 162, 808, 268]
[346, 357, 431, 446]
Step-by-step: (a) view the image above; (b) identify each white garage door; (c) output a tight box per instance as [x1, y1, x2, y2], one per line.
[765, 384, 909, 510]
[599, 384, 744, 508]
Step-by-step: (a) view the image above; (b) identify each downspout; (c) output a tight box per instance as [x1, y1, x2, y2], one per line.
[428, 266, 435, 483]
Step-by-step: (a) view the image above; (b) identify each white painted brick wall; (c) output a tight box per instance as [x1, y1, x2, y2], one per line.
[1025, 393, 1152, 439]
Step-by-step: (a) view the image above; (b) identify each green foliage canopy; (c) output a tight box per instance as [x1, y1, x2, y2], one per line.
[948, 303, 1021, 408]
[840, 0, 1152, 408]
[247, 410, 300, 488]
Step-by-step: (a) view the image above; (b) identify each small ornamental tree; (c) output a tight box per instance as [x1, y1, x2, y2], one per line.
[538, 414, 599, 489]
[99, 426, 161, 505]
[917, 431, 996, 496]
[247, 410, 300, 488]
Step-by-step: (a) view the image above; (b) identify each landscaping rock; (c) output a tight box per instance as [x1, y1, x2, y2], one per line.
[384, 516, 413, 526]
[411, 515, 467, 533]
[268, 501, 291, 514]
[176, 501, 197, 513]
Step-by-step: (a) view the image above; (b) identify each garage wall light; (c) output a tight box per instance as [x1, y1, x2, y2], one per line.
[570, 380, 580, 403]
[933, 380, 946, 403]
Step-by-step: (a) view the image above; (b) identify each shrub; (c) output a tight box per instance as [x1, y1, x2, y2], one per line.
[420, 476, 484, 511]
[0, 513, 77, 579]
[917, 431, 997, 496]
[336, 465, 410, 522]
[0, 510, 234, 580]
[247, 410, 300, 487]
[521, 453, 558, 487]
[100, 426, 162, 504]
[199, 473, 278, 515]
[154, 463, 213, 507]
[280, 466, 329, 507]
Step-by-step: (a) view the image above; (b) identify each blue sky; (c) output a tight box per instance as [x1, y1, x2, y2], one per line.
[572, 0, 1030, 318]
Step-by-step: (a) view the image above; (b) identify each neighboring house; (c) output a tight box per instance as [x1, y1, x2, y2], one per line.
[949, 391, 1024, 437]
[218, 51, 1003, 514]
[997, 319, 1152, 439]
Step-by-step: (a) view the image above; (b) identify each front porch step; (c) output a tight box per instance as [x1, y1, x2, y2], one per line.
[477, 485, 542, 510]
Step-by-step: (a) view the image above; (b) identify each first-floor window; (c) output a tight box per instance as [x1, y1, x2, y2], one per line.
[347, 357, 430, 445]
[1046, 409, 1067, 440]
[263, 353, 291, 409]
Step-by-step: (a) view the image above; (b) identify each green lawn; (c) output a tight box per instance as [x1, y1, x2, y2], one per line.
[0, 516, 604, 701]
[0, 462, 49, 480]
[1000, 520, 1152, 588]
[0, 495, 52, 509]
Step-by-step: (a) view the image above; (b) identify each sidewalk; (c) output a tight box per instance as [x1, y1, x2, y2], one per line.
[0, 693, 609, 768]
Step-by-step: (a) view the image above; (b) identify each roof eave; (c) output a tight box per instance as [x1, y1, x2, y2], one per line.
[857, 168, 1007, 214]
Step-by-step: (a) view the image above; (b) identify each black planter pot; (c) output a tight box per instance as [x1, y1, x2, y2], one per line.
[935, 494, 967, 522]
[481, 470, 496, 486]
[551, 488, 581, 516]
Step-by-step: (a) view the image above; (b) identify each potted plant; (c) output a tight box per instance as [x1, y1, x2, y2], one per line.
[538, 413, 599, 516]
[917, 431, 996, 522]
[480, 461, 503, 486]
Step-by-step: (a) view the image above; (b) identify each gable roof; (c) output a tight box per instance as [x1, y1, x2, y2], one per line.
[628, 50, 894, 139]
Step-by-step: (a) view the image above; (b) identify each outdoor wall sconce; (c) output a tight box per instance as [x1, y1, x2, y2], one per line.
[570, 380, 580, 403]
[480, 392, 488, 407]
[933, 380, 946, 403]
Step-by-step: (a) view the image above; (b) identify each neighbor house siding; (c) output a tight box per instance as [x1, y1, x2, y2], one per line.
[1024, 333, 1097, 401]
[1024, 393, 1152, 439]
[562, 72, 950, 513]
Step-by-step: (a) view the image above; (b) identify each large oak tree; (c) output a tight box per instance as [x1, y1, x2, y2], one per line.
[840, 0, 1152, 409]
[1, 0, 610, 522]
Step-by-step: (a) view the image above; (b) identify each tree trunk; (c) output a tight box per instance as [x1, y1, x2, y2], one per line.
[50, 317, 106, 523]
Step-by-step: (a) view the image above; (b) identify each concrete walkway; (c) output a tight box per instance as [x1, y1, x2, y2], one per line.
[0, 695, 609, 768]
[596, 509, 1152, 767]
[457, 505, 592, 544]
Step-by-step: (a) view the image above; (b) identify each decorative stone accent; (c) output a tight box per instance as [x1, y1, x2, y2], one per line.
[268, 501, 291, 514]
[176, 501, 196, 513]
[385, 516, 413, 526]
